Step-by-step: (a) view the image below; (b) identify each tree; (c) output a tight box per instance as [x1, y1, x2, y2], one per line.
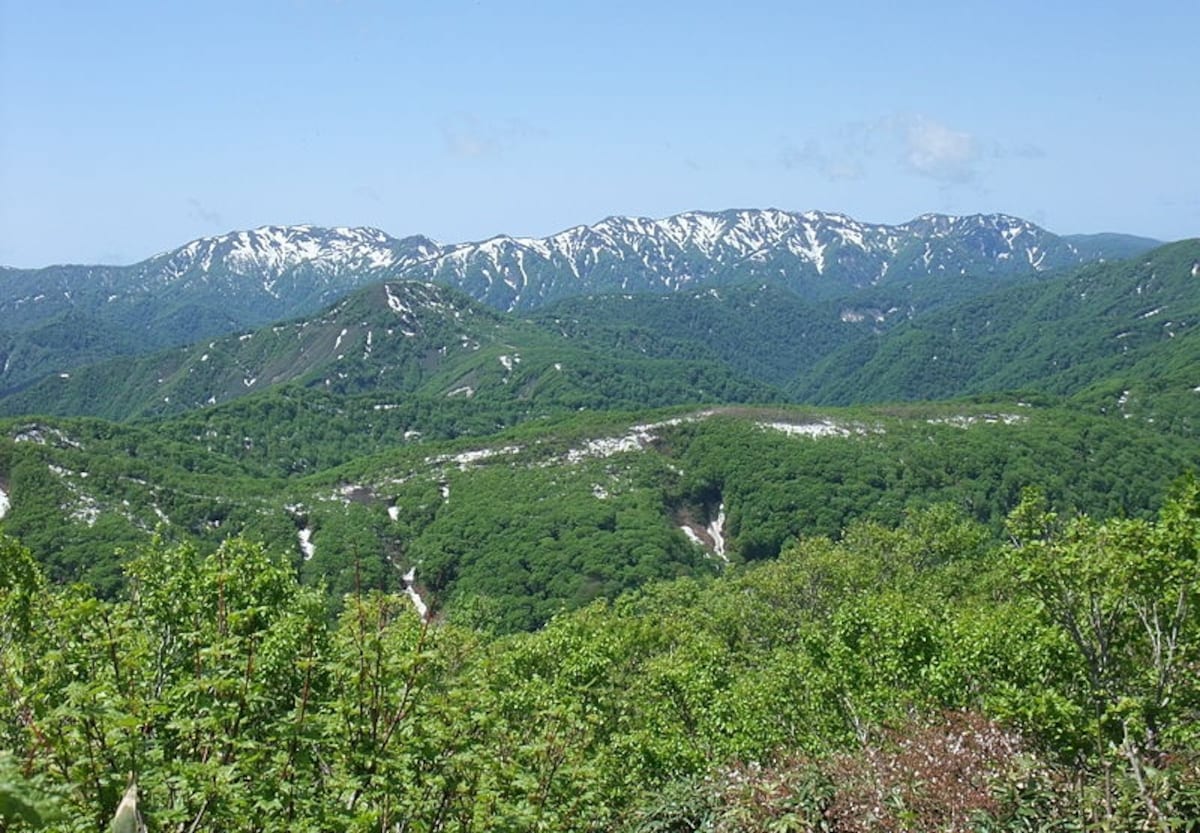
[1007, 480, 1200, 826]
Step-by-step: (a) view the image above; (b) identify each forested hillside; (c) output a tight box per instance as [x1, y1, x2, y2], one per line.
[1, 401, 1195, 633]
[796, 240, 1200, 408]
[2, 481, 1198, 830]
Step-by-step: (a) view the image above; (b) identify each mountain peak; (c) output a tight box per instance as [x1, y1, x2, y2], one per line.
[155, 224, 408, 277]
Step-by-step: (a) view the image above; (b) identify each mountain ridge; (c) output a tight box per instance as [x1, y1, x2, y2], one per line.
[0, 209, 1167, 393]
[0, 279, 781, 421]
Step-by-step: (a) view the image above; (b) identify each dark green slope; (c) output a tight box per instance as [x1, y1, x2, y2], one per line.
[796, 239, 1200, 408]
[0, 280, 781, 421]
[531, 284, 859, 387]
[528, 272, 1062, 393]
[0, 281, 500, 419]
[0, 308, 230, 398]
[1063, 231, 1167, 261]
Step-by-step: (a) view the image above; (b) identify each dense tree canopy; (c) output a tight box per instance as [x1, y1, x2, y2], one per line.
[2, 482, 1198, 830]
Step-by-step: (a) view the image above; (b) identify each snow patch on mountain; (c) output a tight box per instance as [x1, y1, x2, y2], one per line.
[561, 413, 714, 464]
[707, 503, 728, 561]
[70, 493, 101, 527]
[425, 444, 522, 472]
[401, 567, 429, 620]
[13, 424, 83, 448]
[390, 209, 1077, 310]
[680, 525, 704, 547]
[926, 413, 1027, 428]
[298, 528, 315, 561]
[760, 419, 875, 438]
[160, 225, 408, 282]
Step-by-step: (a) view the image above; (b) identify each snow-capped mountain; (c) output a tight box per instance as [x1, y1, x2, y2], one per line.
[0, 209, 1160, 391]
[137, 225, 438, 293]
[394, 209, 1133, 310]
[0, 225, 437, 337]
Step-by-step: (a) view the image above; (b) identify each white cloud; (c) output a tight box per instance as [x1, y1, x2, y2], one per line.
[900, 115, 980, 183]
[440, 114, 493, 158]
[780, 113, 1017, 187]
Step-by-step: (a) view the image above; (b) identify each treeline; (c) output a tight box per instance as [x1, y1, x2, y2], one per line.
[2, 483, 1198, 830]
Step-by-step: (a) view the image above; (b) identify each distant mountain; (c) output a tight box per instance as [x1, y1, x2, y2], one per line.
[0, 226, 438, 392]
[401, 210, 1122, 310]
[794, 239, 1200, 420]
[0, 210, 1159, 391]
[532, 284, 860, 388]
[0, 280, 780, 420]
[1061, 232, 1166, 262]
[8, 237, 1200, 424]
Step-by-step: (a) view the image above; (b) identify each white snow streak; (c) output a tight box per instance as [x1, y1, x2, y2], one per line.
[706, 504, 727, 562]
[298, 528, 315, 561]
[561, 413, 714, 464]
[401, 567, 429, 620]
[760, 420, 856, 438]
[384, 284, 408, 314]
[925, 413, 1027, 428]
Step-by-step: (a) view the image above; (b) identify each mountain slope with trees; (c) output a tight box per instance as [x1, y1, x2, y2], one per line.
[0, 281, 781, 421]
[2, 400, 1195, 628]
[1, 220, 1198, 831]
[2, 478, 1197, 830]
[794, 239, 1200, 410]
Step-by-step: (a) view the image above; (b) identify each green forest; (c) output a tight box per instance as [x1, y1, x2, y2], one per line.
[2, 482, 1198, 830]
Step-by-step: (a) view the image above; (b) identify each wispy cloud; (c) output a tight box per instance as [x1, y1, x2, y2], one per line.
[354, 184, 382, 203]
[779, 138, 865, 181]
[439, 113, 542, 160]
[780, 114, 1041, 187]
[441, 114, 493, 158]
[187, 198, 223, 227]
[779, 118, 880, 181]
[1010, 143, 1046, 160]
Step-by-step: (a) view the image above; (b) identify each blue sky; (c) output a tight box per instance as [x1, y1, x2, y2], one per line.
[2, 0, 1197, 266]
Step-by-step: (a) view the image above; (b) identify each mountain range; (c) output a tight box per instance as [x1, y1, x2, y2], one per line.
[4, 234, 1197, 430]
[2, 208, 1196, 830]
[0, 210, 1161, 392]
[1, 206, 1197, 615]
